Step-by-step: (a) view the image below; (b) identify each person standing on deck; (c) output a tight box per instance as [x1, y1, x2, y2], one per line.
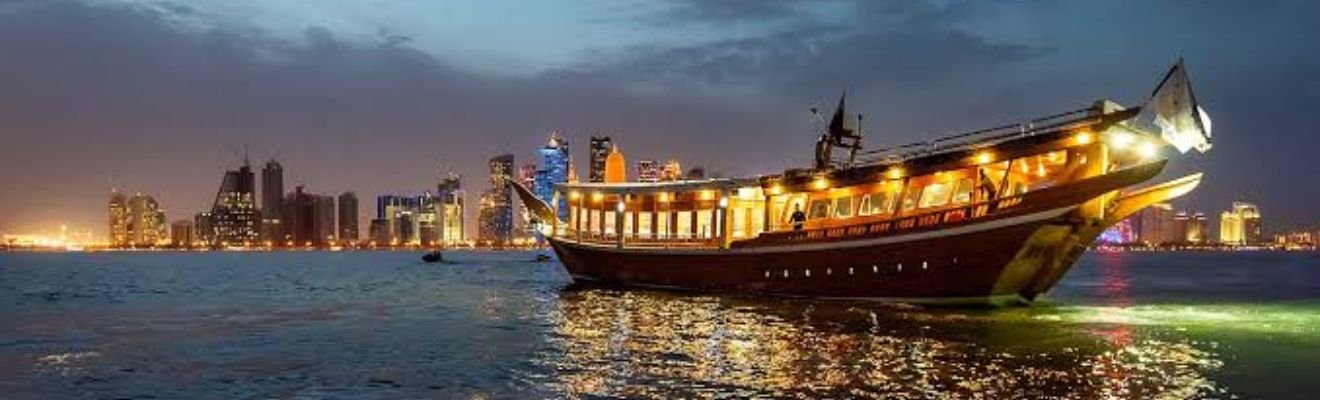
[790, 204, 807, 231]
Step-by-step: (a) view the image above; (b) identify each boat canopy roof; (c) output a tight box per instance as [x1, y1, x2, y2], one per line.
[556, 178, 761, 195]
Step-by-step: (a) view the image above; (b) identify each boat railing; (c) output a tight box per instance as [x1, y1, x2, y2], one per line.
[853, 108, 1094, 166]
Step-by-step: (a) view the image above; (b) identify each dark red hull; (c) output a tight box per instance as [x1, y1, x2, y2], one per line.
[550, 208, 1081, 304]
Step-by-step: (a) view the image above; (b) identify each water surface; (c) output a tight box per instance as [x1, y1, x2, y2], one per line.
[1, 251, 1317, 399]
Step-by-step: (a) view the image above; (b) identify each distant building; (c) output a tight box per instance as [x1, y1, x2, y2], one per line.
[210, 160, 260, 246]
[535, 132, 571, 220]
[417, 192, 440, 246]
[478, 154, 515, 246]
[1186, 212, 1207, 244]
[636, 159, 658, 183]
[436, 173, 466, 246]
[171, 220, 194, 248]
[1220, 202, 1262, 245]
[128, 193, 167, 246]
[261, 159, 285, 244]
[193, 212, 213, 246]
[369, 218, 390, 245]
[588, 136, 612, 183]
[376, 194, 420, 245]
[337, 192, 359, 243]
[1134, 203, 1176, 245]
[109, 191, 130, 247]
[286, 186, 336, 247]
[604, 146, 626, 183]
[686, 167, 706, 180]
[661, 159, 683, 181]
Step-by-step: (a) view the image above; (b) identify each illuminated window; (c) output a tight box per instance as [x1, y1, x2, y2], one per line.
[834, 196, 853, 218]
[952, 178, 973, 204]
[696, 210, 713, 238]
[901, 188, 921, 211]
[656, 211, 669, 239]
[603, 211, 616, 235]
[808, 199, 831, 220]
[871, 190, 895, 215]
[918, 182, 952, 208]
[676, 211, 692, 238]
[638, 212, 652, 239]
[623, 212, 634, 238]
[857, 195, 873, 216]
[590, 209, 602, 234]
[732, 208, 746, 238]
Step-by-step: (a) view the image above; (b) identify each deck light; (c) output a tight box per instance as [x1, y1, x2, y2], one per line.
[658, 192, 670, 203]
[769, 184, 783, 195]
[699, 190, 715, 201]
[1074, 130, 1094, 145]
[813, 177, 829, 190]
[569, 191, 581, 200]
[887, 167, 904, 180]
[591, 192, 603, 203]
[975, 151, 993, 164]
[616, 201, 625, 212]
[718, 196, 729, 208]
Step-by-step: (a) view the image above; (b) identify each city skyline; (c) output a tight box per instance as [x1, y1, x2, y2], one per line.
[3, 1, 1320, 238]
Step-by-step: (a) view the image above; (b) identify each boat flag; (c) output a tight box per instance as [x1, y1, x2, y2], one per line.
[1133, 59, 1213, 153]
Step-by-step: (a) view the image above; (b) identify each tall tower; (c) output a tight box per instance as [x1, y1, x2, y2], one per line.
[109, 191, 130, 247]
[338, 191, 359, 243]
[535, 132, 571, 220]
[210, 160, 260, 247]
[588, 136, 612, 183]
[261, 160, 285, 244]
[479, 154, 515, 246]
[436, 172, 465, 246]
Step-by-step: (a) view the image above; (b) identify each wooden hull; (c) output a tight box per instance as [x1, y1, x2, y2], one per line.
[550, 206, 1077, 305]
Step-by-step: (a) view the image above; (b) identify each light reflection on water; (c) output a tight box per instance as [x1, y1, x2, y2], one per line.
[2, 251, 1317, 399]
[529, 286, 1231, 399]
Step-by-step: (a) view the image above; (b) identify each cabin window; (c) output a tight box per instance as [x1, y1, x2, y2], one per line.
[656, 211, 669, 238]
[732, 208, 746, 238]
[590, 209, 602, 234]
[871, 190, 896, 215]
[858, 195, 873, 216]
[808, 199, 831, 220]
[676, 211, 692, 238]
[901, 188, 921, 211]
[638, 212, 653, 239]
[623, 212, 634, 238]
[834, 196, 854, 218]
[696, 210, 713, 238]
[918, 182, 952, 208]
[952, 178, 973, 204]
[570, 206, 580, 231]
[603, 211, 616, 235]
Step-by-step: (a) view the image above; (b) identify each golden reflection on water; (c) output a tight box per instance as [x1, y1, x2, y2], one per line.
[533, 288, 1228, 399]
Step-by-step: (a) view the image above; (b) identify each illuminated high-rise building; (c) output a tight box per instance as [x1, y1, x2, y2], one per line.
[1220, 202, 1261, 245]
[478, 154, 515, 246]
[436, 173, 466, 246]
[285, 186, 335, 247]
[535, 132, 571, 220]
[337, 192, 359, 243]
[1172, 211, 1190, 244]
[193, 212, 213, 246]
[588, 136, 612, 183]
[636, 159, 658, 183]
[210, 160, 260, 246]
[417, 192, 440, 246]
[661, 159, 683, 181]
[1134, 203, 1176, 245]
[376, 194, 419, 245]
[128, 193, 167, 246]
[261, 160, 285, 244]
[604, 145, 626, 183]
[109, 191, 130, 247]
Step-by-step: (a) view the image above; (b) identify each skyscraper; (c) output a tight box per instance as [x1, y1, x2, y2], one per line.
[210, 160, 260, 246]
[478, 154, 515, 246]
[1135, 202, 1176, 245]
[588, 136, 612, 183]
[261, 160, 285, 244]
[535, 132, 571, 220]
[636, 159, 658, 183]
[285, 186, 336, 247]
[194, 211, 213, 246]
[109, 191, 130, 247]
[604, 145, 626, 183]
[1220, 202, 1262, 245]
[1187, 212, 1207, 244]
[337, 192, 359, 243]
[376, 194, 420, 245]
[128, 193, 167, 246]
[436, 173, 465, 246]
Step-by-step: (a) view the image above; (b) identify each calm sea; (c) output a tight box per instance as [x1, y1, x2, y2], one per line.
[1, 251, 1317, 399]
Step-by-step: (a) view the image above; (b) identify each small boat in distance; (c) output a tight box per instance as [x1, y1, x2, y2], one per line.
[422, 250, 444, 263]
[514, 60, 1213, 305]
